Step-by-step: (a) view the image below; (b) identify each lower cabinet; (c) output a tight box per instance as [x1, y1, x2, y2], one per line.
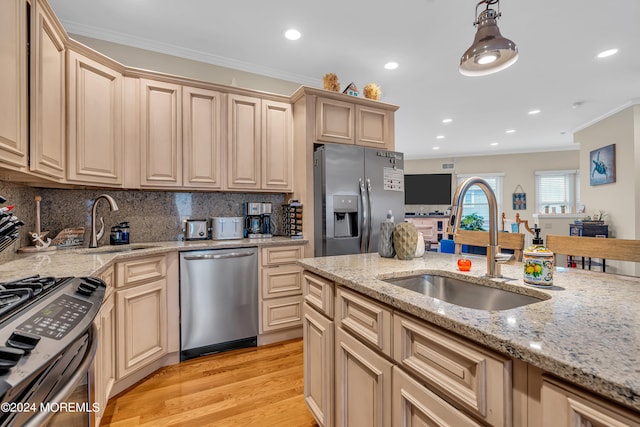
[92, 291, 115, 426]
[116, 277, 168, 379]
[335, 326, 392, 427]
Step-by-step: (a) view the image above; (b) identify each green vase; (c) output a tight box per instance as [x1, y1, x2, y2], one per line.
[393, 222, 418, 260]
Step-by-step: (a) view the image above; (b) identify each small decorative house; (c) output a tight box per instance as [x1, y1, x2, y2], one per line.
[342, 82, 359, 97]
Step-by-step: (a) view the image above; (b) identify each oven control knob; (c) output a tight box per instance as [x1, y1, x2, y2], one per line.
[0, 346, 25, 370]
[76, 283, 96, 296]
[6, 331, 41, 352]
[83, 277, 105, 288]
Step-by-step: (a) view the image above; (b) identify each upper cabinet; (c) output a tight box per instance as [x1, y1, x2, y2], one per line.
[182, 86, 224, 189]
[139, 78, 182, 188]
[0, 0, 28, 169]
[313, 92, 396, 151]
[30, 0, 67, 180]
[227, 95, 293, 192]
[66, 48, 124, 186]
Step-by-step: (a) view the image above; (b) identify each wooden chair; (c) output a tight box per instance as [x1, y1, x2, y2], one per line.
[454, 230, 526, 261]
[545, 235, 640, 272]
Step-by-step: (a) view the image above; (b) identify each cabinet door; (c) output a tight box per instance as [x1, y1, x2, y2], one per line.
[335, 326, 392, 427]
[182, 86, 223, 189]
[30, 0, 66, 179]
[93, 292, 116, 426]
[0, 0, 28, 168]
[140, 78, 182, 187]
[262, 100, 293, 191]
[303, 303, 334, 427]
[393, 366, 482, 427]
[227, 94, 261, 189]
[355, 105, 392, 149]
[315, 97, 354, 144]
[66, 50, 123, 185]
[116, 278, 168, 379]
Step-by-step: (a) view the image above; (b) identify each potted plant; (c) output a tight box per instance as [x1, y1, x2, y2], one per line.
[544, 205, 550, 214]
[460, 213, 485, 231]
[560, 205, 566, 214]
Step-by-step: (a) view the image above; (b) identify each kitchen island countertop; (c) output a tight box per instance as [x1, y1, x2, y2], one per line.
[0, 237, 306, 282]
[297, 251, 640, 412]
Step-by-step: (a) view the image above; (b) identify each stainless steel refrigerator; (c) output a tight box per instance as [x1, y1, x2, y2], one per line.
[314, 144, 404, 256]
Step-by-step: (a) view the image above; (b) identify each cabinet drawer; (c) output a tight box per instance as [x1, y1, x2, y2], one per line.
[303, 272, 335, 319]
[393, 313, 512, 427]
[541, 376, 640, 427]
[393, 366, 482, 427]
[261, 295, 303, 332]
[116, 255, 166, 288]
[262, 264, 303, 298]
[261, 245, 303, 266]
[337, 287, 392, 357]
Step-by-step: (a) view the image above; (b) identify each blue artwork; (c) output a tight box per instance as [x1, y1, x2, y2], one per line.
[589, 144, 616, 186]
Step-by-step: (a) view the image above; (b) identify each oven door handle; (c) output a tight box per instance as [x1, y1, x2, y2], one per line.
[23, 323, 98, 427]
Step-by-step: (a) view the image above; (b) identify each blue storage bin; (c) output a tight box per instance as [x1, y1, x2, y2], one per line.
[439, 239, 455, 253]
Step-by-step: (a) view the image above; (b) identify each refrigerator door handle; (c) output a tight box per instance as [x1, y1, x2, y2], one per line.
[359, 178, 368, 253]
[366, 178, 373, 252]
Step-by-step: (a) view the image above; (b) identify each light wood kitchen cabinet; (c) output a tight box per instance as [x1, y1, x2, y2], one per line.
[303, 301, 334, 427]
[393, 366, 482, 427]
[541, 376, 640, 427]
[115, 255, 168, 379]
[139, 78, 182, 187]
[262, 100, 293, 191]
[227, 93, 261, 190]
[0, 0, 28, 169]
[182, 86, 224, 189]
[314, 96, 394, 150]
[260, 245, 303, 333]
[30, 0, 66, 180]
[335, 326, 393, 427]
[66, 49, 124, 186]
[93, 291, 115, 426]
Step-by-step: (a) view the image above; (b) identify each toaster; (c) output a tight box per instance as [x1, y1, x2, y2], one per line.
[185, 219, 209, 240]
[211, 217, 243, 240]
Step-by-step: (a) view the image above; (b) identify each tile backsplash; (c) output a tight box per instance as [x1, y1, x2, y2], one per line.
[0, 180, 285, 263]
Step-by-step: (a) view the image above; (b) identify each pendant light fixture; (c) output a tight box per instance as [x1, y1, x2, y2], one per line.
[459, 0, 518, 76]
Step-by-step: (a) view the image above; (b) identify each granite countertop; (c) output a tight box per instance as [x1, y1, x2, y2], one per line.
[0, 237, 305, 281]
[297, 251, 640, 412]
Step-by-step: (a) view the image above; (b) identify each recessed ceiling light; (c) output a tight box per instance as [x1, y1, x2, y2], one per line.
[436, 135, 445, 139]
[442, 118, 453, 124]
[596, 48, 618, 59]
[490, 142, 499, 146]
[432, 146, 440, 150]
[284, 29, 301, 41]
[505, 129, 516, 134]
[384, 62, 399, 70]
[528, 109, 541, 115]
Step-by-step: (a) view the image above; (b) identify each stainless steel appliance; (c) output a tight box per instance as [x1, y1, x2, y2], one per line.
[179, 248, 258, 360]
[211, 217, 243, 240]
[185, 219, 209, 240]
[260, 202, 272, 237]
[243, 203, 263, 238]
[314, 145, 404, 256]
[0, 275, 106, 427]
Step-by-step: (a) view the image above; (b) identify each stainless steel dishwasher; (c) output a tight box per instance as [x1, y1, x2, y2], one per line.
[179, 247, 258, 360]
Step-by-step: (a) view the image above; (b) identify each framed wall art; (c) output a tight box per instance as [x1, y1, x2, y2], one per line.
[589, 144, 616, 186]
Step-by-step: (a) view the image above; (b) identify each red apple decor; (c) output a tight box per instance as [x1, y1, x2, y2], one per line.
[457, 258, 472, 271]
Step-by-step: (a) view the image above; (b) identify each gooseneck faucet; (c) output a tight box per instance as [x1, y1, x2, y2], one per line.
[449, 177, 512, 278]
[89, 194, 119, 248]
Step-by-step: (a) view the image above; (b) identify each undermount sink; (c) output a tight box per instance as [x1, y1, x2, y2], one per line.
[74, 244, 156, 254]
[383, 274, 546, 311]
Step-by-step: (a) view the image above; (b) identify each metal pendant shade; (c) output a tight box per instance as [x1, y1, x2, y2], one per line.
[460, 4, 518, 76]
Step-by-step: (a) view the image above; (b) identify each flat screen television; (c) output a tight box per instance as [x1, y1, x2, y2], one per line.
[404, 173, 452, 205]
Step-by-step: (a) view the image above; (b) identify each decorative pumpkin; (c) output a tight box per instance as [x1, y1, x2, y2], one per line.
[363, 83, 381, 100]
[322, 73, 340, 92]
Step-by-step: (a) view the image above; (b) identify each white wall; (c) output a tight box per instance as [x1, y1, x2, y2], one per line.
[404, 150, 580, 227]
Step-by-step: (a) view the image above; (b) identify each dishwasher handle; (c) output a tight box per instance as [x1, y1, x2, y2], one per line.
[183, 251, 255, 261]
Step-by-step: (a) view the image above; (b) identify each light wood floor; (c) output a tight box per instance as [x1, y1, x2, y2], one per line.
[101, 339, 318, 427]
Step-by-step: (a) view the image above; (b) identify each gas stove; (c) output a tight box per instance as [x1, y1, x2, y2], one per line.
[0, 275, 106, 427]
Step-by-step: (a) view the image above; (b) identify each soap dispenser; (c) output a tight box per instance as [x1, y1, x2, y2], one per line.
[523, 225, 554, 286]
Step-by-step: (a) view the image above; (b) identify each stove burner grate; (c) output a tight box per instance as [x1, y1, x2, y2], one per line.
[0, 276, 71, 323]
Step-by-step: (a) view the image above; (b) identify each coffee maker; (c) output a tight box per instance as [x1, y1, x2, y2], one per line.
[243, 202, 263, 238]
[261, 202, 272, 238]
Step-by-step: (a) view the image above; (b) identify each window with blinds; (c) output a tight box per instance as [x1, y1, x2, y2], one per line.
[456, 174, 504, 230]
[535, 170, 579, 213]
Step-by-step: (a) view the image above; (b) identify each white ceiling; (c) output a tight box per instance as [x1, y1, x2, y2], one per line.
[49, 0, 640, 160]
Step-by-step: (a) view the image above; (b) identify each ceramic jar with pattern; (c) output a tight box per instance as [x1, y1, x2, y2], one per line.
[378, 222, 395, 258]
[393, 222, 418, 260]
